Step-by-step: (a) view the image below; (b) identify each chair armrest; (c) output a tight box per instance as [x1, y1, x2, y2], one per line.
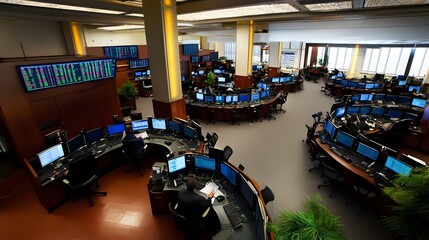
[202, 206, 210, 218]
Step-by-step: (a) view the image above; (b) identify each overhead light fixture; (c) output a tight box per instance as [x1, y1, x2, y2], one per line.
[177, 22, 193, 27]
[305, 1, 353, 11]
[0, 0, 124, 15]
[365, 0, 427, 7]
[126, 13, 144, 17]
[177, 3, 298, 21]
[98, 25, 145, 31]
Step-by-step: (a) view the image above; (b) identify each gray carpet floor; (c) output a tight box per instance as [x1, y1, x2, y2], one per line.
[135, 80, 395, 240]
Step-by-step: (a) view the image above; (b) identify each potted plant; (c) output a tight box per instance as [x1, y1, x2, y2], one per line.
[382, 167, 429, 240]
[118, 80, 139, 109]
[268, 194, 347, 240]
[204, 71, 216, 88]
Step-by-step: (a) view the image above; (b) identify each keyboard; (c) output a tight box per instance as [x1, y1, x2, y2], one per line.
[330, 148, 352, 163]
[223, 202, 242, 229]
[352, 163, 368, 172]
[108, 136, 122, 146]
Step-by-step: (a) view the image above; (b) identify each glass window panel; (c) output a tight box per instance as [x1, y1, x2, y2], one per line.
[224, 42, 236, 62]
[262, 50, 269, 63]
[376, 48, 390, 73]
[336, 48, 347, 69]
[419, 49, 429, 77]
[343, 48, 353, 71]
[385, 48, 401, 75]
[362, 48, 372, 72]
[368, 49, 380, 72]
[307, 46, 313, 66]
[253, 45, 261, 63]
[316, 47, 325, 67]
[328, 47, 338, 69]
[410, 48, 427, 77]
[396, 48, 412, 76]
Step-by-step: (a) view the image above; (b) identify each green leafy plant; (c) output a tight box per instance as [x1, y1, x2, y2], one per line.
[117, 81, 139, 100]
[204, 71, 216, 87]
[318, 53, 329, 67]
[382, 167, 429, 240]
[268, 194, 347, 240]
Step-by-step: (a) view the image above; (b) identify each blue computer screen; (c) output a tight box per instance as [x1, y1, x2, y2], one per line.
[281, 76, 292, 82]
[169, 120, 181, 132]
[357, 83, 366, 89]
[240, 175, 255, 207]
[341, 80, 348, 87]
[337, 73, 344, 78]
[131, 120, 149, 132]
[271, 77, 280, 83]
[204, 95, 214, 103]
[225, 95, 232, 103]
[408, 85, 420, 92]
[168, 155, 186, 174]
[251, 93, 260, 101]
[374, 94, 385, 100]
[351, 95, 360, 102]
[257, 65, 263, 69]
[261, 90, 269, 99]
[371, 107, 385, 116]
[196, 92, 204, 101]
[335, 79, 342, 85]
[385, 95, 398, 102]
[336, 131, 356, 148]
[330, 75, 336, 80]
[365, 83, 374, 89]
[324, 120, 337, 139]
[360, 94, 373, 102]
[232, 95, 239, 102]
[347, 106, 360, 115]
[218, 77, 226, 82]
[183, 125, 196, 139]
[214, 69, 221, 74]
[385, 156, 412, 176]
[356, 143, 379, 161]
[360, 106, 371, 115]
[398, 80, 407, 86]
[411, 98, 427, 108]
[84, 128, 103, 145]
[194, 155, 216, 171]
[386, 109, 403, 118]
[239, 94, 250, 102]
[220, 162, 237, 186]
[215, 95, 225, 103]
[152, 118, 167, 130]
[348, 81, 358, 88]
[38, 144, 65, 168]
[335, 107, 346, 118]
[198, 70, 205, 75]
[107, 123, 125, 135]
[398, 96, 412, 105]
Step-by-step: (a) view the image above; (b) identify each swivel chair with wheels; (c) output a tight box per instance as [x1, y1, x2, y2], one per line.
[308, 140, 327, 172]
[169, 202, 211, 239]
[223, 146, 233, 162]
[206, 107, 216, 125]
[350, 176, 380, 216]
[317, 160, 344, 197]
[265, 104, 276, 121]
[261, 186, 275, 205]
[122, 137, 147, 176]
[210, 132, 219, 147]
[231, 109, 241, 125]
[384, 119, 413, 146]
[63, 154, 107, 207]
[130, 112, 143, 121]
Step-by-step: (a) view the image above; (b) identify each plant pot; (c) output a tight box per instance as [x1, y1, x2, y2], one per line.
[120, 98, 136, 110]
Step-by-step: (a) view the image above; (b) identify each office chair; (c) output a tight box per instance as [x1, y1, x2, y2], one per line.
[63, 154, 107, 207]
[210, 132, 219, 147]
[122, 137, 147, 176]
[223, 145, 233, 162]
[308, 140, 327, 172]
[265, 104, 276, 121]
[231, 109, 241, 125]
[205, 106, 216, 125]
[168, 202, 210, 239]
[143, 79, 152, 97]
[304, 124, 315, 143]
[251, 106, 262, 123]
[261, 186, 275, 205]
[204, 132, 213, 147]
[130, 112, 143, 121]
[317, 160, 344, 197]
[386, 119, 413, 145]
[275, 93, 287, 114]
[238, 164, 245, 171]
[348, 176, 380, 216]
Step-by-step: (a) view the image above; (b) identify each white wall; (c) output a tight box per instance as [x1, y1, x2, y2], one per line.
[0, 18, 67, 58]
[83, 27, 147, 47]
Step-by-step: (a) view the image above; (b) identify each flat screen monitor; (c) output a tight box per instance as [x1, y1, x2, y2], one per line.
[374, 94, 385, 101]
[403, 112, 418, 122]
[129, 58, 149, 69]
[201, 55, 210, 62]
[336, 131, 356, 148]
[359, 106, 371, 115]
[371, 107, 385, 116]
[385, 95, 398, 102]
[251, 93, 260, 101]
[240, 175, 255, 207]
[357, 82, 366, 89]
[280, 76, 292, 83]
[330, 75, 336, 80]
[398, 80, 407, 86]
[204, 95, 214, 103]
[271, 77, 280, 83]
[104, 45, 138, 59]
[167, 155, 187, 176]
[365, 83, 374, 89]
[335, 79, 342, 85]
[183, 43, 199, 55]
[174, 117, 189, 125]
[257, 65, 263, 69]
[335, 107, 345, 118]
[260, 90, 269, 99]
[348, 81, 358, 88]
[151, 118, 167, 130]
[232, 95, 239, 102]
[360, 94, 373, 102]
[107, 123, 125, 136]
[215, 95, 225, 103]
[214, 69, 221, 74]
[347, 106, 360, 115]
[408, 85, 420, 92]
[67, 134, 85, 153]
[168, 120, 181, 133]
[411, 98, 427, 108]
[84, 128, 103, 145]
[183, 125, 196, 139]
[147, 70, 151, 75]
[252, 65, 257, 70]
[356, 142, 379, 161]
[210, 52, 219, 61]
[134, 71, 142, 77]
[374, 83, 380, 89]
[351, 95, 360, 102]
[194, 155, 216, 171]
[400, 154, 427, 168]
[341, 80, 348, 87]
[38, 144, 65, 168]
[397, 75, 407, 80]
[131, 119, 149, 132]
[369, 139, 398, 157]
[385, 156, 412, 176]
[198, 70, 205, 75]
[398, 96, 412, 105]
[386, 109, 403, 118]
[218, 77, 226, 82]
[220, 162, 237, 186]
[239, 94, 250, 102]
[196, 92, 204, 101]
[190, 55, 200, 63]
[324, 120, 337, 140]
[225, 95, 232, 103]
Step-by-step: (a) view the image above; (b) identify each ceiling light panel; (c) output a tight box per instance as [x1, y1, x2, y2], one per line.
[126, 13, 144, 17]
[177, 3, 298, 21]
[98, 25, 145, 31]
[365, 0, 428, 7]
[305, 1, 353, 11]
[0, 0, 125, 15]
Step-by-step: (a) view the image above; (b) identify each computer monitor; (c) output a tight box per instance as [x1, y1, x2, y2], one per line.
[151, 118, 167, 130]
[67, 134, 85, 153]
[147, 70, 150, 75]
[359, 106, 371, 115]
[324, 120, 337, 140]
[44, 129, 63, 148]
[356, 142, 379, 162]
[408, 85, 420, 92]
[347, 106, 360, 115]
[386, 109, 403, 118]
[385, 95, 398, 102]
[131, 119, 149, 132]
[220, 162, 238, 186]
[84, 128, 104, 145]
[360, 94, 373, 102]
[374, 83, 380, 89]
[214, 69, 221, 74]
[183, 125, 196, 139]
[336, 131, 356, 148]
[365, 83, 374, 89]
[280, 76, 292, 83]
[204, 95, 214, 103]
[194, 155, 216, 172]
[348, 81, 358, 88]
[369, 139, 398, 157]
[251, 93, 260, 101]
[240, 175, 255, 207]
[271, 77, 280, 83]
[239, 94, 250, 102]
[198, 70, 205, 75]
[411, 98, 427, 108]
[38, 143, 65, 168]
[398, 80, 407, 86]
[225, 95, 232, 103]
[374, 94, 385, 101]
[218, 77, 226, 82]
[107, 123, 125, 136]
[341, 80, 348, 87]
[208, 146, 225, 162]
[371, 106, 385, 116]
[398, 96, 412, 105]
[351, 95, 360, 102]
[397, 75, 406, 80]
[335, 107, 345, 118]
[400, 153, 427, 168]
[329, 75, 336, 80]
[215, 95, 225, 103]
[196, 92, 204, 101]
[260, 90, 269, 99]
[167, 155, 187, 177]
[231, 95, 239, 102]
[169, 120, 182, 133]
[257, 65, 263, 69]
[335, 79, 342, 85]
[337, 73, 344, 78]
[384, 156, 412, 176]
[357, 82, 366, 89]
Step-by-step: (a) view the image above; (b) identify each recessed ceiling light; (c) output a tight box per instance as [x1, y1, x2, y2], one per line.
[98, 25, 145, 31]
[305, 1, 353, 11]
[0, 0, 125, 14]
[126, 13, 144, 17]
[177, 3, 298, 21]
[365, 0, 428, 7]
[178, 22, 193, 27]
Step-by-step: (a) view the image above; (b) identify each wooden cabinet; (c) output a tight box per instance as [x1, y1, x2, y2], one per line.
[147, 179, 169, 215]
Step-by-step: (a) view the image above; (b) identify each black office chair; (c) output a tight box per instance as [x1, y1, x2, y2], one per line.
[231, 109, 241, 125]
[308, 140, 327, 172]
[387, 119, 413, 145]
[223, 145, 233, 162]
[210, 132, 219, 147]
[122, 137, 147, 176]
[238, 164, 245, 171]
[265, 104, 277, 121]
[168, 202, 211, 239]
[251, 106, 262, 123]
[130, 112, 143, 121]
[261, 186, 275, 205]
[275, 94, 287, 114]
[317, 160, 344, 197]
[205, 106, 215, 125]
[63, 154, 107, 207]
[350, 176, 380, 216]
[304, 124, 315, 143]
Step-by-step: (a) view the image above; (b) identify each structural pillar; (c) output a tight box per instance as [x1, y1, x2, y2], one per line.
[200, 36, 209, 50]
[267, 42, 282, 77]
[234, 20, 254, 89]
[62, 22, 86, 56]
[215, 42, 225, 58]
[142, 0, 186, 120]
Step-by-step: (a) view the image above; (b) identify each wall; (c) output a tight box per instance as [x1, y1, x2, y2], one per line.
[83, 27, 147, 47]
[281, 41, 303, 70]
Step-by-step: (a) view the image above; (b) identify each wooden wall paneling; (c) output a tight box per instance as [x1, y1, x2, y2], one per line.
[116, 70, 132, 89]
[268, 67, 280, 77]
[180, 61, 189, 80]
[138, 45, 149, 59]
[152, 98, 186, 120]
[234, 75, 253, 89]
[55, 91, 90, 137]
[30, 98, 61, 135]
[87, 82, 122, 128]
[85, 47, 104, 56]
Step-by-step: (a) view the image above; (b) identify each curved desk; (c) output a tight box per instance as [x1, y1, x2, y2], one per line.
[273, 79, 303, 93]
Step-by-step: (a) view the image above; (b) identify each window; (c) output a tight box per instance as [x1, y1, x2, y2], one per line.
[362, 47, 415, 76]
[253, 45, 261, 63]
[327, 47, 354, 71]
[224, 42, 236, 62]
[410, 48, 429, 77]
[316, 47, 325, 67]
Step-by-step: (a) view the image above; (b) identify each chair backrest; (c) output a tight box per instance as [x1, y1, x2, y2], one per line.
[320, 160, 341, 180]
[306, 124, 315, 142]
[205, 133, 212, 144]
[130, 112, 143, 121]
[67, 154, 98, 186]
[122, 138, 145, 160]
[223, 146, 233, 162]
[309, 140, 318, 159]
[261, 186, 275, 205]
[390, 119, 412, 133]
[168, 202, 190, 232]
[210, 132, 219, 147]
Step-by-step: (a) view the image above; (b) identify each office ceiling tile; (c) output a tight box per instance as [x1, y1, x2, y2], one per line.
[365, 0, 429, 7]
[304, 1, 353, 11]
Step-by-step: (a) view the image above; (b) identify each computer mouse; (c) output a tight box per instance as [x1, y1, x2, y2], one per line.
[216, 195, 225, 202]
[164, 141, 172, 146]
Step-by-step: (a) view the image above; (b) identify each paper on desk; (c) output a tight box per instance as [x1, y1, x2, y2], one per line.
[200, 182, 224, 198]
[136, 131, 149, 139]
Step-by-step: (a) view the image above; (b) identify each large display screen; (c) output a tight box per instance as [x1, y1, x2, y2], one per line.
[104, 45, 138, 59]
[182, 44, 199, 55]
[129, 58, 149, 69]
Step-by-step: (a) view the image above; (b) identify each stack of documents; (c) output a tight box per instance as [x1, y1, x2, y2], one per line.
[200, 182, 224, 198]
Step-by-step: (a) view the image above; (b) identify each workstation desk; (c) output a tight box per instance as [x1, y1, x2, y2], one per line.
[272, 79, 304, 93]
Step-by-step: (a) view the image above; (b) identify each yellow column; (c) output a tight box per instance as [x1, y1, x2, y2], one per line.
[62, 22, 86, 56]
[234, 20, 254, 89]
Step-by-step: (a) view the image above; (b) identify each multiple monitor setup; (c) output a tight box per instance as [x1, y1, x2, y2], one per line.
[350, 93, 427, 108]
[270, 76, 294, 84]
[195, 90, 271, 104]
[130, 117, 200, 140]
[334, 79, 384, 90]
